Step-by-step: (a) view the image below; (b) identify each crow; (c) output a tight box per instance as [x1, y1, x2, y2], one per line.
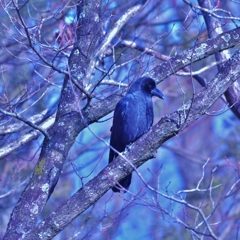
[109, 77, 164, 192]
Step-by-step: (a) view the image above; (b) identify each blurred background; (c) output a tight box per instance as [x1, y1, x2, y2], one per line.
[0, 0, 240, 239]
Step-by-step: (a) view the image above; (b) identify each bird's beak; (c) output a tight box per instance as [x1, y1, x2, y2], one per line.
[151, 88, 164, 100]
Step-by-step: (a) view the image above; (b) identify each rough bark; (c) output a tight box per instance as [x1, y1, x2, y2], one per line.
[198, 0, 240, 119]
[3, 1, 240, 239]
[3, 1, 102, 239]
[25, 48, 240, 239]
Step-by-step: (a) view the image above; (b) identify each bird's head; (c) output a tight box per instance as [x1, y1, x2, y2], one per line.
[140, 77, 164, 100]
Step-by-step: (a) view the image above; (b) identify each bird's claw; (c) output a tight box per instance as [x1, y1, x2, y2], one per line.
[160, 116, 181, 129]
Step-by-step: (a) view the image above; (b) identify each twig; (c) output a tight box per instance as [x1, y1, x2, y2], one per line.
[0, 112, 55, 158]
[0, 108, 50, 140]
[84, 1, 148, 88]
[0, 109, 48, 134]
[183, 0, 240, 21]
[11, 0, 69, 76]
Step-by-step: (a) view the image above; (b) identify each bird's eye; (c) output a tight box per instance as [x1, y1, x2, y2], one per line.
[148, 83, 154, 89]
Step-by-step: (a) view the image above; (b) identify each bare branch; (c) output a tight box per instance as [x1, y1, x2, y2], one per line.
[184, 0, 240, 21]
[84, 1, 148, 89]
[0, 108, 50, 139]
[0, 109, 48, 134]
[0, 113, 56, 159]
[25, 47, 240, 240]
[11, 0, 69, 76]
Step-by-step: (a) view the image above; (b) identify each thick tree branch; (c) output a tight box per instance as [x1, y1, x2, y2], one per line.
[0, 27, 240, 159]
[147, 27, 240, 83]
[2, 5, 240, 237]
[198, 0, 240, 119]
[3, 1, 102, 239]
[25, 48, 240, 240]
[84, 1, 148, 88]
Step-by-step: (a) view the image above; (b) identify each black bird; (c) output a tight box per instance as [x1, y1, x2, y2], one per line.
[109, 77, 164, 192]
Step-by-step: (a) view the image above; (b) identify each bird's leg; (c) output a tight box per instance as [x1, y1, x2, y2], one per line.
[160, 115, 181, 129]
[124, 143, 133, 152]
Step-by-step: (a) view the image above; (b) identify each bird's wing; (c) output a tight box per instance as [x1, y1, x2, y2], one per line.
[109, 92, 154, 163]
[109, 94, 139, 162]
[121, 93, 153, 140]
